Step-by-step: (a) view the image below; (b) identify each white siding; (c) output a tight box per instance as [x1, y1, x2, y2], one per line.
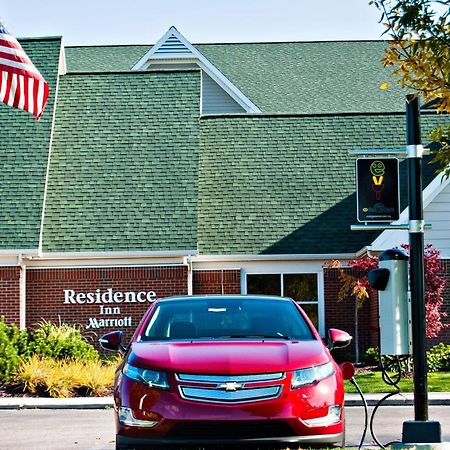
[202, 72, 245, 114]
[423, 182, 450, 257]
[371, 182, 450, 257]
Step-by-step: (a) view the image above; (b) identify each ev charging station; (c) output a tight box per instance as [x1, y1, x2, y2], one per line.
[368, 248, 411, 356]
[350, 96, 443, 446]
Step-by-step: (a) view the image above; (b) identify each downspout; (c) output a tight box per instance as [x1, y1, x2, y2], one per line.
[18, 254, 26, 330]
[184, 255, 193, 295]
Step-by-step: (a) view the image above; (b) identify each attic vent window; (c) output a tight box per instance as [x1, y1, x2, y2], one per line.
[155, 35, 192, 56]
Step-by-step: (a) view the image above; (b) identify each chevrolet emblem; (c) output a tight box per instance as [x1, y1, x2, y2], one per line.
[218, 382, 243, 391]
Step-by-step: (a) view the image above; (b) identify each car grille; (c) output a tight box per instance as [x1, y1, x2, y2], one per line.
[176, 372, 284, 404]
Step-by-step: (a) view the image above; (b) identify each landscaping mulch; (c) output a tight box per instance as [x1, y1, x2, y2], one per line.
[0, 382, 37, 398]
[0, 383, 113, 398]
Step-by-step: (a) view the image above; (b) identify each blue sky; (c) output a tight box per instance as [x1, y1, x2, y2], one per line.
[1, 0, 386, 46]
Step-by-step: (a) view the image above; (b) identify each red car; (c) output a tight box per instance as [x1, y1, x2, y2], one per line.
[100, 295, 352, 449]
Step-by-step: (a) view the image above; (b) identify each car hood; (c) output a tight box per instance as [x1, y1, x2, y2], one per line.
[128, 340, 330, 374]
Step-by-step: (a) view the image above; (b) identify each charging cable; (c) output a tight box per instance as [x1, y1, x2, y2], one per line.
[350, 354, 410, 449]
[349, 375, 369, 449]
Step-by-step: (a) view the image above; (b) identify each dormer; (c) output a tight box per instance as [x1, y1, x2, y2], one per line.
[132, 27, 261, 115]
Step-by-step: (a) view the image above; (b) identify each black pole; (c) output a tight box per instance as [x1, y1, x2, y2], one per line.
[406, 94, 428, 422]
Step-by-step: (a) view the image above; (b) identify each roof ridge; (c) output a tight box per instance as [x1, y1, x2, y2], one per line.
[63, 69, 199, 76]
[18, 36, 62, 41]
[195, 39, 387, 45]
[66, 43, 152, 49]
[65, 39, 387, 50]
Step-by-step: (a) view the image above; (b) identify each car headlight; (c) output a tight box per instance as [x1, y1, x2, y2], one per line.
[123, 363, 169, 390]
[291, 361, 334, 388]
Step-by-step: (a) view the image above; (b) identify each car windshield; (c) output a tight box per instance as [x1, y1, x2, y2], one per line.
[140, 297, 315, 341]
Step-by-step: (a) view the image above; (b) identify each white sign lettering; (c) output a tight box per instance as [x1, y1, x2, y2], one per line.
[86, 316, 133, 329]
[63, 288, 157, 305]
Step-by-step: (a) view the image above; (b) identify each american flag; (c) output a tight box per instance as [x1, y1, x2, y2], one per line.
[0, 20, 49, 120]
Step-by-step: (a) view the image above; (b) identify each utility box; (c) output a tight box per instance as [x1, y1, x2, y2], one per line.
[368, 248, 411, 356]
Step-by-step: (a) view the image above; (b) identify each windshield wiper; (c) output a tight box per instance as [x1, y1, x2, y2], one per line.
[226, 333, 291, 340]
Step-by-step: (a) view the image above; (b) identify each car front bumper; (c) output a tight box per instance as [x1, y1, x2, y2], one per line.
[116, 431, 344, 447]
[115, 369, 345, 446]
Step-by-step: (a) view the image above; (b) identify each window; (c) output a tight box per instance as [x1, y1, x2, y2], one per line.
[247, 273, 319, 328]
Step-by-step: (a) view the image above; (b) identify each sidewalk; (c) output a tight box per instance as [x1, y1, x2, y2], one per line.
[0, 392, 449, 409]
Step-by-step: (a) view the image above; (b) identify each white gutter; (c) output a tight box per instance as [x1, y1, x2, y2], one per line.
[18, 254, 26, 330]
[192, 253, 357, 262]
[0, 249, 40, 256]
[29, 249, 199, 261]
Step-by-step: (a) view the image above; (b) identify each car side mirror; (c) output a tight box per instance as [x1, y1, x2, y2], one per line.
[327, 328, 352, 351]
[99, 330, 125, 353]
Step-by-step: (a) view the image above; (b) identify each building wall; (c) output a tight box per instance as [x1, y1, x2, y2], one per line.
[0, 267, 21, 325]
[26, 266, 188, 345]
[323, 267, 378, 361]
[0, 261, 447, 355]
[193, 269, 241, 295]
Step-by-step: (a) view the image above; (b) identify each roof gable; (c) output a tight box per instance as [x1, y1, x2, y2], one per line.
[132, 27, 260, 114]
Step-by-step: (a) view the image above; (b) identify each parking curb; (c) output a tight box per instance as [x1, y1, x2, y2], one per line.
[0, 393, 450, 409]
[0, 396, 114, 409]
[345, 392, 450, 407]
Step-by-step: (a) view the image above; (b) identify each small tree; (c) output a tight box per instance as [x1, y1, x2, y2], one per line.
[370, 0, 450, 177]
[337, 243, 447, 361]
[337, 256, 379, 363]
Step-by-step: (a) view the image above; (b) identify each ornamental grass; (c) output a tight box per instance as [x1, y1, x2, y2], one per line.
[16, 355, 118, 398]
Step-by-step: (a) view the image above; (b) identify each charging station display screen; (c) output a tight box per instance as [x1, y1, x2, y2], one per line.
[356, 158, 400, 222]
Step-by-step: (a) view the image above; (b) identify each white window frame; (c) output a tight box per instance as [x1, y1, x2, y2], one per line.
[244, 270, 325, 336]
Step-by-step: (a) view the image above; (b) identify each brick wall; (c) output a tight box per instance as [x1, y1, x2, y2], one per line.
[26, 266, 188, 346]
[193, 269, 241, 295]
[324, 267, 379, 361]
[0, 267, 21, 326]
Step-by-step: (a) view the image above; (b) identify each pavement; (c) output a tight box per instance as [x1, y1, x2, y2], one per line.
[0, 392, 449, 409]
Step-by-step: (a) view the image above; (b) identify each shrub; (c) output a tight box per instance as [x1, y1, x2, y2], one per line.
[16, 355, 118, 398]
[0, 317, 29, 382]
[362, 347, 380, 366]
[427, 343, 450, 373]
[28, 320, 98, 361]
[361, 344, 450, 373]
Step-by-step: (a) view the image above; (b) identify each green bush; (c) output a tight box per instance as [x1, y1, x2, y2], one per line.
[28, 320, 98, 361]
[0, 317, 28, 382]
[427, 343, 450, 372]
[362, 347, 380, 366]
[361, 344, 450, 373]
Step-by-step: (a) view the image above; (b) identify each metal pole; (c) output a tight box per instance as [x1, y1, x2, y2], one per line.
[406, 94, 428, 422]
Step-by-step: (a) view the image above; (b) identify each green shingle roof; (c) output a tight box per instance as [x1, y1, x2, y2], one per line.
[0, 37, 61, 249]
[1, 38, 449, 256]
[65, 45, 149, 73]
[198, 41, 406, 114]
[43, 71, 200, 252]
[198, 113, 445, 255]
[66, 40, 406, 114]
